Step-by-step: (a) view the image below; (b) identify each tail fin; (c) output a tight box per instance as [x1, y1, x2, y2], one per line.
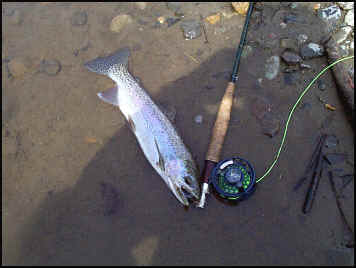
[84, 47, 130, 76]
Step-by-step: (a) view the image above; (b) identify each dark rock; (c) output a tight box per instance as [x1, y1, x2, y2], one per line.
[283, 66, 299, 73]
[71, 10, 88, 26]
[39, 59, 61, 76]
[205, 85, 214, 90]
[166, 17, 180, 27]
[324, 153, 347, 165]
[300, 43, 325, 59]
[283, 13, 300, 23]
[180, 19, 202, 40]
[317, 80, 327, 91]
[281, 50, 302, 64]
[325, 135, 339, 148]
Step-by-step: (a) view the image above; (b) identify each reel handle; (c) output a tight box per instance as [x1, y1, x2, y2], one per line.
[206, 81, 235, 163]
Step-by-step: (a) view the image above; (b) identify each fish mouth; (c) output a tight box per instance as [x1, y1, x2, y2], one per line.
[171, 179, 200, 206]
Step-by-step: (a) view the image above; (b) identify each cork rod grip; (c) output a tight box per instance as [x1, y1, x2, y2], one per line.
[206, 82, 235, 162]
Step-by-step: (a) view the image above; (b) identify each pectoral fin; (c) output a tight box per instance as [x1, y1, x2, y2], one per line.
[154, 138, 165, 172]
[97, 86, 120, 107]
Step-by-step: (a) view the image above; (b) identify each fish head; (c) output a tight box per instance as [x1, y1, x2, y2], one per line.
[165, 159, 200, 206]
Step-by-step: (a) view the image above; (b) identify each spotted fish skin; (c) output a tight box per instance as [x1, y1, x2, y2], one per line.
[84, 48, 200, 206]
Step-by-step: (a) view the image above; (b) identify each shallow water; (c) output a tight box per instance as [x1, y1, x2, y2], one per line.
[2, 2, 354, 265]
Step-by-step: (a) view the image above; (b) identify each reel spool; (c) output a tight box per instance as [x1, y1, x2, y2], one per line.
[210, 157, 256, 201]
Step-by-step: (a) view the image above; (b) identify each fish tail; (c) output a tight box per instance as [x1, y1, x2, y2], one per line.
[84, 47, 130, 76]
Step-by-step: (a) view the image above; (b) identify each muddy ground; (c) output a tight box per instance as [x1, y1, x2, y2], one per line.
[2, 2, 354, 266]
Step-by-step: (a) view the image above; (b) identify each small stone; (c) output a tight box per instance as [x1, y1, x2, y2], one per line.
[344, 10, 354, 27]
[264, 56, 280, 80]
[257, 78, 263, 86]
[194, 115, 203, 124]
[135, 2, 147, 10]
[333, 26, 352, 44]
[300, 43, 325, 59]
[317, 5, 342, 32]
[8, 9, 23, 25]
[71, 10, 87, 26]
[3, 7, 15, 16]
[283, 66, 299, 73]
[280, 22, 287, 29]
[281, 50, 302, 64]
[110, 14, 133, 33]
[157, 16, 165, 24]
[300, 63, 312, 69]
[317, 80, 327, 91]
[337, 2, 354, 10]
[232, 2, 249, 15]
[39, 59, 61, 76]
[289, 3, 299, 9]
[261, 113, 280, 138]
[7, 57, 32, 78]
[241, 45, 253, 58]
[180, 19, 202, 40]
[313, 3, 321, 10]
[283, 13, 300, 24]
[206, 13, 220, 25]
[299, 102, 312, 110]
[297, 34, 308, 45]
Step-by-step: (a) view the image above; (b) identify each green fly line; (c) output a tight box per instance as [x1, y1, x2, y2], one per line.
[256, 55, 354, 184]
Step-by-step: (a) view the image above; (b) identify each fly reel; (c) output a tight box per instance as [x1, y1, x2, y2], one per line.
[210, 157, 256, 201]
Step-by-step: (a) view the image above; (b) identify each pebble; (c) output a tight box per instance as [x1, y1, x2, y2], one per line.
[280, 38, 298, 51]
[206, 13, 220, 25]
[300, 63, 312, 69]
[194, 115, 203, 124]
[344, 9, 354, 27]
[337, 2, 354, 10]
[261, 113, 280, 138]
[317, 79, 327, 91]
[232, 2, 250, 15]
[8, 9, 23, 25]
[135, 2, 147, 10]
[7, 57, 32, 78]
[180, 19, 202, 40]
[110, 14, 133, 33]
[39, 59, 61, 76]
[317, 5, 342, 32]
[297, 34, 308, 45]
[71, 10, 87, 26]
[333, 26, 352, 44]
[300, 43, 325, 59]
[281, 50, 302, 64]
[280, 22, 287, 29]
[264, 56, 280, 80]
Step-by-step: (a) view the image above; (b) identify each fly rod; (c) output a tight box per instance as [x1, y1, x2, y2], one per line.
[197, 2, 254, 208]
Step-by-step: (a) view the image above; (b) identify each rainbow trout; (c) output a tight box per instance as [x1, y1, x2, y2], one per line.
[84, 48, 200, 206]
